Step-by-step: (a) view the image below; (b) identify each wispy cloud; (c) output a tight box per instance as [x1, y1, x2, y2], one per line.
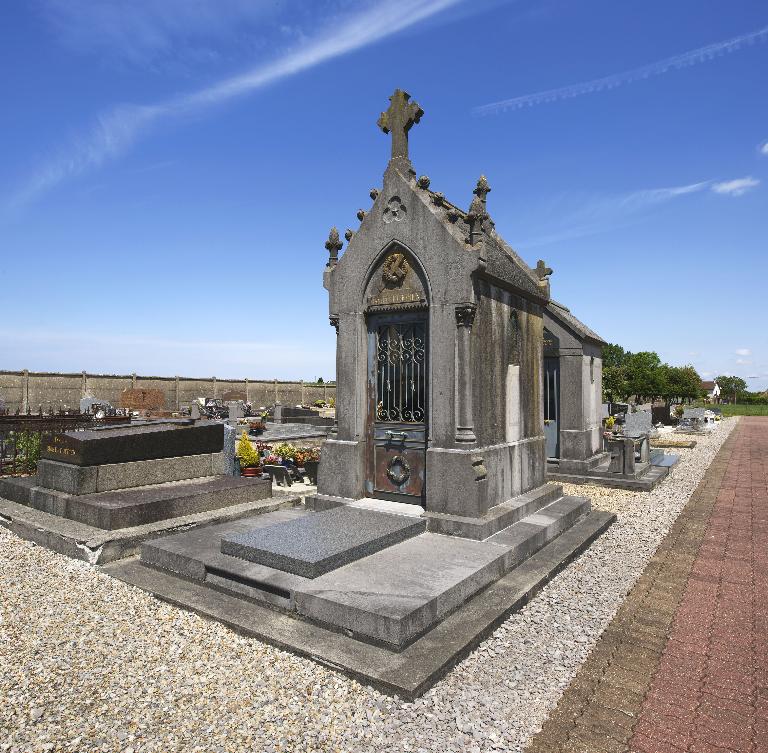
[736, 358, 753, 365]
[711, 176, 760, 196]
[474, 24, 768, 115]
[518, 176, 759, 248]
[760, 141, 768, 156]
[37, 0, 288, 67]
[736, 348, 752, 356]
[9, 0, 463, 210]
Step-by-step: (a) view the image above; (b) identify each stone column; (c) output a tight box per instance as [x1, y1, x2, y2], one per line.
[455, 304, 477, 443]
[174, 376, 180, 410]
[212, 376, 217, 397]
[301, 379, 305, 405]
[81, 370, 88, 398]
[245, 377, 250, 403]
[131, 372, 137, 389]
[273, 379, 278, 403]
[22, 369, 29, 413]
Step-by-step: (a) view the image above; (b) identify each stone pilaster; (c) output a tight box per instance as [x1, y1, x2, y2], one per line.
[455, 303, 477, 443]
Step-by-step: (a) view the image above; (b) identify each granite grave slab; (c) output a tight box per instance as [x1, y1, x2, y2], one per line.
[40, 421, 224, 466]
[220, 506, 426, 578]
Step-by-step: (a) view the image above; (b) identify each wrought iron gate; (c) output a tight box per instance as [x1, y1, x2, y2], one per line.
[367, 313, 427, 504]
[544, 356, 560, 458]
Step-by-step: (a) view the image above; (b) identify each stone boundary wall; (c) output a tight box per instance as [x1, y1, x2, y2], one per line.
[0, 370, 336, 413]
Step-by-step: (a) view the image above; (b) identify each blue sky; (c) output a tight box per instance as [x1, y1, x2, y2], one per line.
[1, 0, 766, 388]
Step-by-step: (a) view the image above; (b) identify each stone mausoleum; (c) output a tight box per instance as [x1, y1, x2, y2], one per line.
[543, 300, 673, 491]
[108, 90, 614, 696]
[316, 90, 562, 535]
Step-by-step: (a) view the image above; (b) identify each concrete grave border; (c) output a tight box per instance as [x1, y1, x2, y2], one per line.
[104, 510, 614, 699]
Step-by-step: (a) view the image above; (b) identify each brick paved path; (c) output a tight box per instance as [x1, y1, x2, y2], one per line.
[527, 417, 767, 753]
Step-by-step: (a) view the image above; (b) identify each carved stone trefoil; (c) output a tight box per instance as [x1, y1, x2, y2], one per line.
[383, 196, 407, 224]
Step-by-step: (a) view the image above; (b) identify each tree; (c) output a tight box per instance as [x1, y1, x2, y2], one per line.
[624, 351, 663, 403]
[602, 343, 628, 403]
[660, 364, 702, 405]
[714, 375, 747, 404]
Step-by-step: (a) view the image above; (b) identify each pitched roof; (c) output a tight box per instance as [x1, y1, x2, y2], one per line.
[546, 299, 606, 345]
[413, 180, 547, 300]
[701, 380, 716, 390]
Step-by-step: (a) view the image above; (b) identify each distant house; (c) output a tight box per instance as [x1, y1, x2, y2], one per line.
[701, 380, 721, 403]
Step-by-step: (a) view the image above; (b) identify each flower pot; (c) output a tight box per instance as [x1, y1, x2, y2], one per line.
[241, 466, 261, 477]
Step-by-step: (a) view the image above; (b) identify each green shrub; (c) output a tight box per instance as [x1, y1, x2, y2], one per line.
[236, 431, 261, 468]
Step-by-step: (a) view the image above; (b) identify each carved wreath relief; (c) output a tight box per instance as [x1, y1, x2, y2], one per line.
[383, 195, 407, 224]
[386, 454, 411, 485]
[382, 252, 409, 287]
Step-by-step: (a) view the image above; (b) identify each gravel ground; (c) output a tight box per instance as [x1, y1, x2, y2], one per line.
[0, 419, 735, 753]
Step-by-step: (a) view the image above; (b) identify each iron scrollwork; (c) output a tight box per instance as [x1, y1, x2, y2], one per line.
[375, 322, 426, 423]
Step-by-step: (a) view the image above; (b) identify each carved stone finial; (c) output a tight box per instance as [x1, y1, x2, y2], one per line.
[466, 193, 488, 246]
[473, 175, 491, 204]
[535, 259, 553, 281]
[377, 89, 423, 162]
[325, 227, 343, 265]
[370, 188, 379, 201]
[356, 209, 367, 222]
[417, 175, 431, 189]
[344, 228, 354, 241]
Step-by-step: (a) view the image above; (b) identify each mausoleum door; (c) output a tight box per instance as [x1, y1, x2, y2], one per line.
[366, 312, 427, 505]
[544, 356, 560, 458]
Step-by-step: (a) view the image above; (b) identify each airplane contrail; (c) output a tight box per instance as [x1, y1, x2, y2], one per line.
[474, 24, 768, 115]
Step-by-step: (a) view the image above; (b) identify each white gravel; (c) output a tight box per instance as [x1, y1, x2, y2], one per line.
[0, 419, 735, 753]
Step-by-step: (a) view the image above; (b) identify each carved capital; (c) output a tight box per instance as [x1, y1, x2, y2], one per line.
[455, 303, 477, 328]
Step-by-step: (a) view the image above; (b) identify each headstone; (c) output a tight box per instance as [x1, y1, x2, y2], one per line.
[273, 402, 282, 423]
[190, 402, 201, 419]
[221, 423, 237, 476]
[40, 422, 223, 466]
[120, 388, 165, 412]
[227, 401, 245, 420]
[222, 389, 247, 402]
[623, 410, 654, 438]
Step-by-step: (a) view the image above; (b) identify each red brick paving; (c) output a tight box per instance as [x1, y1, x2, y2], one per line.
[629, 417, 768, 753]
[526, 418, 767, 753]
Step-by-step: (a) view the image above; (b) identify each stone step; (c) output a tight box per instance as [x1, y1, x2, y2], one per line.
[36, 452, 228, 496]
[293, 493, 591, 648]
[25, 475, 272, 530]
[424, 482, 563, 540]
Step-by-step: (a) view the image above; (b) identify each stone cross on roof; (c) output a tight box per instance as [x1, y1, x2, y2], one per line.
[377, 89, 424, 162]
[535, 260, 553, 281]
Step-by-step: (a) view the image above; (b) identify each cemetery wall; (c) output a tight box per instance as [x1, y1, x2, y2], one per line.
[0, 370, 335, 413]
